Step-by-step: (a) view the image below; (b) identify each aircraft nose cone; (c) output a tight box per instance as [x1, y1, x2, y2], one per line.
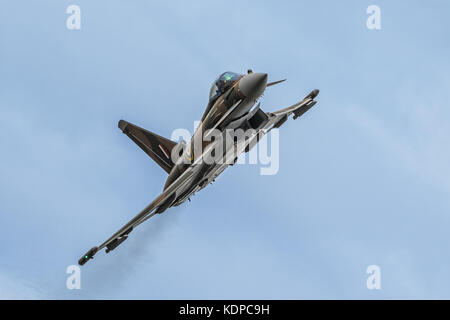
[238, 72, 268, 99]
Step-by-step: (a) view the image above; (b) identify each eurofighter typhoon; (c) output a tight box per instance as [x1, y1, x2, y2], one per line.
[79, 70, 319, 265]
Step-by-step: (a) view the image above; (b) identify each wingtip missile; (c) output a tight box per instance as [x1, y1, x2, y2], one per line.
[118, 119, 128, 132]
[78, 247, 98, 266]
[305, 89, 320, 100]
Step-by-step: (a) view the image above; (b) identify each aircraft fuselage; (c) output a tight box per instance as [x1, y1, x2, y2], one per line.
[163, 72, 268, 208]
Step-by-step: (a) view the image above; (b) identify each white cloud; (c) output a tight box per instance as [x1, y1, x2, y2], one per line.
[0, 272, 46, 300]
[346, 95, 450, 193]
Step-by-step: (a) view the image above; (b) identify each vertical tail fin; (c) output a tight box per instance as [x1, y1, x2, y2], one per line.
[118, 120, 176, 174]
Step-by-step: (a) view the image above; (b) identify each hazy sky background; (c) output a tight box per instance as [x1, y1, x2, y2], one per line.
[1, 0, 450, 299]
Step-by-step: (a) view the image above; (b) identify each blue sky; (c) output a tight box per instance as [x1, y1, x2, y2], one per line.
[1, 0, 450, 299]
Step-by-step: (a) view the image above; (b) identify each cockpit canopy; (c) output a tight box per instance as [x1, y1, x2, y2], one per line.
[209, 71, 243, 100]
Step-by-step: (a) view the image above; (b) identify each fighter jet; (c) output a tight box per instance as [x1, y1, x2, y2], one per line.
[78, 70, 319, 265]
